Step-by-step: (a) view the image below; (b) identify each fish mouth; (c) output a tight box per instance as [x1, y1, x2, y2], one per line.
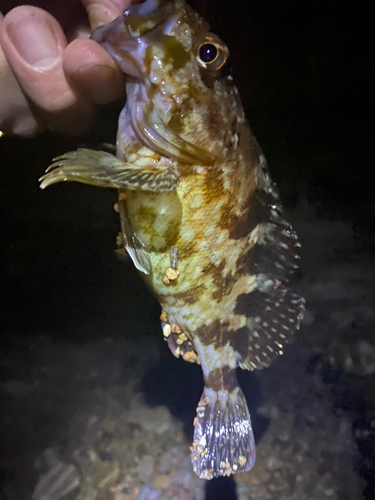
[91, 0, 216, 166]
[91, 0, 176, 76]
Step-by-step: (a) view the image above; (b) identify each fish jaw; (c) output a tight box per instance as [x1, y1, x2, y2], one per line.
[90, 16, 141, 77]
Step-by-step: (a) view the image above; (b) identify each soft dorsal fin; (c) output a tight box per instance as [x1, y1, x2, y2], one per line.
[223, 153, 305, 370]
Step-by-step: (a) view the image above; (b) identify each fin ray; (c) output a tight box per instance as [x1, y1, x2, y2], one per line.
[231, 278, 305, 370]
[251, 220, 300, 281]
[40, 148, 178, 192]
[160, 312, 199, 363]
[118, 194, 151, 275]
[232, 156, 305, 370]
[191, 386, 255, 479]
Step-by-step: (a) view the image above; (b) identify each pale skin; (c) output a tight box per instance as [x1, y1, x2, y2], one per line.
[0, 0, 139, 137]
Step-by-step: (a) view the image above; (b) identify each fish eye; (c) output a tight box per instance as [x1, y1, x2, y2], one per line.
[199, 43, 218, 64]
[196, 39, 228, 71]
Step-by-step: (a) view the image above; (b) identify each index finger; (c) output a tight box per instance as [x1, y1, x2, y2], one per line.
[80, 0, 132, 29]
[63, 0, 137, 105]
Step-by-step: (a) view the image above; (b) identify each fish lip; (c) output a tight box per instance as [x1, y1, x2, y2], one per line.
[90, 0, 183, 75]
[90, 17, 142, 77]
[123, 0, 181, 37]
[125, 0, 165, 18]
[124, 0, 170, 17]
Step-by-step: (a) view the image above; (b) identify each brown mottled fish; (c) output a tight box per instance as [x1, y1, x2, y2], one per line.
[40, 0, 305, 480]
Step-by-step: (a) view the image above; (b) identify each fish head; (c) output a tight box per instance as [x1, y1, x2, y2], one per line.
[91, 0, 244, 165]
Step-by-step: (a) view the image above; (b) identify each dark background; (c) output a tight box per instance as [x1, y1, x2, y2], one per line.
[1, 0, 374, 498]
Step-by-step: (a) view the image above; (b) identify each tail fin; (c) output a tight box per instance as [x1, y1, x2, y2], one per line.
[191, 386, 255, 479]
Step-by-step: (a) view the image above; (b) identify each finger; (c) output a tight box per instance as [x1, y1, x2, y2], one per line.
[63, 38, 125, 105]
[65, 3, 92, 43]
[0, 12, 43, 136]
[80, 0, 132, 30]
[1, 6, 94, 135]
[64, 0, 136, 105]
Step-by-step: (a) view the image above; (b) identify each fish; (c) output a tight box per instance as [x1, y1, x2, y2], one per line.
[39, 0, 305, 480]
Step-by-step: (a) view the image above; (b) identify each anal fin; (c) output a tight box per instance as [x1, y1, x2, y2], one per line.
[160, 312, 199, 363]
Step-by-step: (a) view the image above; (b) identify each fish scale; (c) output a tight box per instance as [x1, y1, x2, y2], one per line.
[39, 0, 305, 480]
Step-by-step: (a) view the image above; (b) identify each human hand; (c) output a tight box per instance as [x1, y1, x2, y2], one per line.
[0, 1, 134, 137]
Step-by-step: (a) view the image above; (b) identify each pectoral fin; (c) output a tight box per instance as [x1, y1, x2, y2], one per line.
[39, 148, 178, 193]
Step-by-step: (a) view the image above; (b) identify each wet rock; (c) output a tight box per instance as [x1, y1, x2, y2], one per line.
[128, 396, 175, 435]
[153, 475, 170, 490]
[235, 350, 365, 500]
[136, 455, 155, 480]
[265, 456, 283, 472]
[32, 461, 80, 500]
[138, 486, 159, 500]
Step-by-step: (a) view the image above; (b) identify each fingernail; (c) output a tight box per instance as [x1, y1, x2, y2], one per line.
[7, 16, 59, 69]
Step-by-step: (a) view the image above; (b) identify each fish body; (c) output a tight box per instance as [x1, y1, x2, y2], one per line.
[40, 0, 305, 480]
